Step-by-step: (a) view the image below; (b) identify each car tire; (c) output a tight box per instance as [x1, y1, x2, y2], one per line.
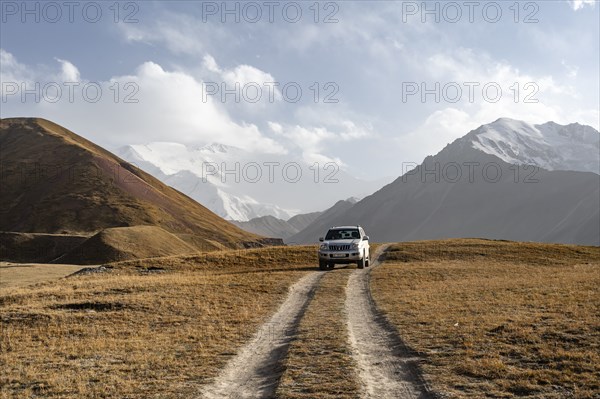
[357, 257, 365, 269]
[319, 260, 328, 271]
[327, 263, 335, 271]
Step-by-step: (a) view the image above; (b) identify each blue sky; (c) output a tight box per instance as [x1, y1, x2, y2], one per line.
[1, 0, 598, 178]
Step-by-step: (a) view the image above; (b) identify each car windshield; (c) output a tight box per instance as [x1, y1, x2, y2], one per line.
[325, 229, 360, 240]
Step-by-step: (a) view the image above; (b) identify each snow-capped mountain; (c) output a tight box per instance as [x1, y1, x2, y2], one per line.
[289, 119, 600, 245]
[116, 142, 390, 221]
[467, 118, 599, 174]
[117, 143, 295, 221]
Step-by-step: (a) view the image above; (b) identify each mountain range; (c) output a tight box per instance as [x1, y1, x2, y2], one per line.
[469, 119, 598, 173]
[287, 118, 599, 245]
[2, 116, 597, 260]
[116, 142, 391, 221]
[231, 198, 358, 240]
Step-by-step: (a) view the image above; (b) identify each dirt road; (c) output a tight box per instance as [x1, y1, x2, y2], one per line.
[345, 245, 433, 398]
[201, 272, 323, 399]
[201, 245, 432, 398]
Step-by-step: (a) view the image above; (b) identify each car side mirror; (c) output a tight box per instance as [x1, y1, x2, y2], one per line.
[363, 236, 369, 241]
[319, 237, 324, 242]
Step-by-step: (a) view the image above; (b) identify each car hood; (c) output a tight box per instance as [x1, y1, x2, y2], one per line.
[322, 239, 360, 246]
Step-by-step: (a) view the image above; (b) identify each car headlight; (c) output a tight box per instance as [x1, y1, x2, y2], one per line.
[320, 243, 328, 250]
[352, 243, 359, 250]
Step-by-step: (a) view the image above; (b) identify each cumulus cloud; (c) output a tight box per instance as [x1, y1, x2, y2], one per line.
[0, 50, 372, 165]
[0, 50, 285, 154]
[202, 55, 282, 104]
[0, 49, 33, 84]
[267, 121, 283, 133]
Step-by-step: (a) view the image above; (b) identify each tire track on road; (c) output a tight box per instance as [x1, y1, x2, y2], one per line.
[345, 245, 434, 399]
[201, 271, 323, 399]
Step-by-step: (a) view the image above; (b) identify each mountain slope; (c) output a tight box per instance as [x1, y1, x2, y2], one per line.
[287, 198, 358, 244]
[0, 118, 264, 250]
[286, 212, 322, 232]
[290, 119, 600, 245]
[232, 211, 321, 239]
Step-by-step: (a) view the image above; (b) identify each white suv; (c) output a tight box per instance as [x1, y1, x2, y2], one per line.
[318, 226, 370, 270]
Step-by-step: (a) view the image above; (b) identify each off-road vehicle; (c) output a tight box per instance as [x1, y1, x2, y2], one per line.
[318, 226, 370, 270]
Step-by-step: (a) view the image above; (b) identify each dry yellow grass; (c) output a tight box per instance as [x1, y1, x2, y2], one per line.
[370, 239, 600, 398]
[114, 245, 319, 273]
[276, 268, 360, 399]
[0, 246, 319, 398]
[5, 239, 596, 398]
[0, 263, 84, 291]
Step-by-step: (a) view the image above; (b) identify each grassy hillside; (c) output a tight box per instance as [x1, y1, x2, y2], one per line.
[54, 226, 200, 265]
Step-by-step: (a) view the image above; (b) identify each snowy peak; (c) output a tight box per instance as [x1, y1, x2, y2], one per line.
[198, 142, 237, 153]
[536, 121, 599, 145]
[117, 142, 243, 180]
[115, 142, 296, 221]
[116, 141, 389, 222]
[467, 118, 599, 174]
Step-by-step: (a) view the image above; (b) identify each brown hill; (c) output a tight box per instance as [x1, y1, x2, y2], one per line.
[0, 117, 266, 254]
[54, 226, 200, 265]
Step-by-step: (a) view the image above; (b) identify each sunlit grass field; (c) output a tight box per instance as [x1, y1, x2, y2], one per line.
[2, 240, 598, 398]
[371, 239, 600, 398]
[0, 246, 316, 398]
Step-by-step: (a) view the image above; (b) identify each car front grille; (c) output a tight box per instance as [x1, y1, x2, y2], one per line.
[329, 244, 351, 251]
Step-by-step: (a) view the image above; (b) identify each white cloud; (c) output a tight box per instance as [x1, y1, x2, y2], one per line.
[274, 120, 372, 166]
[0, 49, 33, 84]
[338, 120, 371, 140]
[117, 12, 234, 56]
[55, 58, 80, 82]
[0, 50, 285, 154]
[222, 64, 277, 90]
[568, 0, 596, 10]
[394, 108, 474, 163]
[393, 46, 599, 164]
[120, 18, 203, 55]
[199, 54, 282, 106]
[267, 121, 283, 133]
[202, 55, 221, 73]
[561, 60, 579, 78]
[420, 48, 581, 123]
